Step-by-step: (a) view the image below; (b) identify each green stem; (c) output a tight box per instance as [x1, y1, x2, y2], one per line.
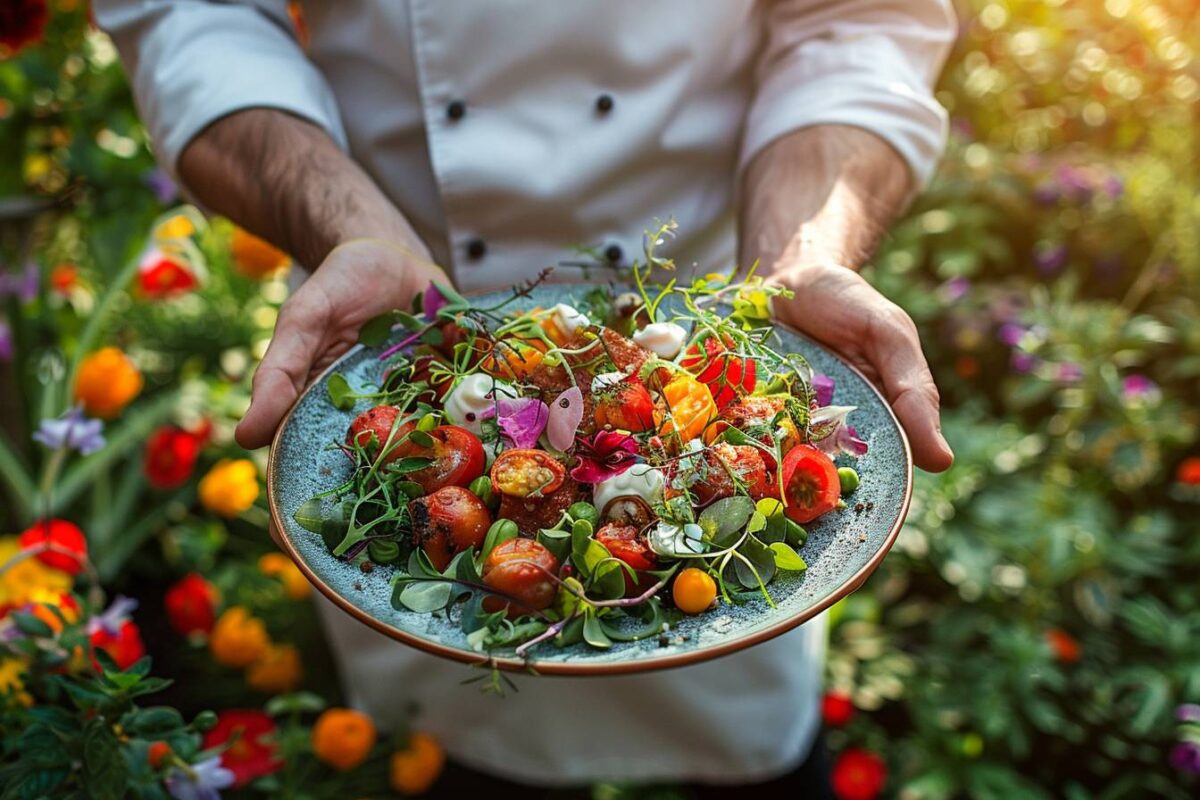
[0, 429, 35, 522]
[63, 252, 141, 412]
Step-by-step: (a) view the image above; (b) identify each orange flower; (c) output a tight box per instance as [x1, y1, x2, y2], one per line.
[1176, 457, 1200, 486]
[147, 741, 173, 770]
[390, 732, 445, 795]
[312, 708, 377, 771]
[209, 606, 270, 668]
[198, 459, 260, 518]
[654, 374, 717, 444]
[231, 228, 290, 279]
[74, 347, 142, 418]
[26, 589, 80, 634]
[50, 264, 78, 296]
[1045, 628, 1081, 664]
[258, 553, 310, 600]
[246, 643, 302, 694]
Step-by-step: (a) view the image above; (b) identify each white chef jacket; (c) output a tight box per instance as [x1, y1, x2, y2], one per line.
[96, 0, 953, 785]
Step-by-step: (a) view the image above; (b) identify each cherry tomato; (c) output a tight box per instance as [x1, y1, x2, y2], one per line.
[779, 444, 841, 524]
[409, 486, 492, 571]
[490, 449, 566, 498]
[481, 339, 545, 381]
[482, 538, 560, 617]
[595, 523, 658, 594]
[680, 333, 756, 409]
[407, 355, 452, 403]
[672, 567, 717, 614]
[654, 374, 717, 444]
[691, 443, 773, 505]
[392, 424, 486, 494]
[593, 376, 655, 432]
[346, 406, 406, 462]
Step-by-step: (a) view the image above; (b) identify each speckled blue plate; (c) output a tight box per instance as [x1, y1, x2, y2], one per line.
[267, 285, 912, 675]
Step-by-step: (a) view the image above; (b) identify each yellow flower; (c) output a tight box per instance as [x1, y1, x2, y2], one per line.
[198, 459, 260, 518]
[23, 153, 52, 184]
[25, 587, 80, 633]
[246, 643, 302, 694]
[258, 553, 310, 600]
[0, 537, 71, 607]
[390, 733, 445, 795]
[0, 659, 32, 707]
[231, 228, 291, 279]
[209, 606, 270, 668]
[312, 708, 377, 771]
[154, 214, 196, 241]
[74, 347, 143, 419]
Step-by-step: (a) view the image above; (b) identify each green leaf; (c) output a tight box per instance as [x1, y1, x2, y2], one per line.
[407, 429, 435, 449]
[124, 706, 185, 736]
[386, 456, 435, 475]
[265, 691, 327, 716]
[754, 498, 788, 544]
[583, 612, 613, 649]
[327, 373, 356, 411]
[432, 281, 469, 310]
[397, 581, 453, 613]
[293, 498, 326, 534]
[10, 611, 53, 638]
[770, 542, 808, 572]
[536, 527, 572, 563]
[82, 718, 126, 800]
[699, 495, 756, 547]
[733, 534, 777, 589]
[358, 311, 400, 346]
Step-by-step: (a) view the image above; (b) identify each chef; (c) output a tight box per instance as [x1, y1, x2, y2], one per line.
[96, 1, 956, 792]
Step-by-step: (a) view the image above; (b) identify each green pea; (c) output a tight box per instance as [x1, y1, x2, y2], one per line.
[568, 501, 600, 529]
[481, 518, 520, 558]
[469, 476, 496, 510]
[838, 467, 860, 495]
[368, 539, 402, 564]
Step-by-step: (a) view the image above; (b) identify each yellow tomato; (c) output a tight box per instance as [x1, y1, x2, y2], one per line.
[257, 553, 311, 600]
[654, 375, 717, 444]
[312, 708, 377, 771]
[390, 732, 445, 795]
[209, 606, 270, 668]
[198, 459, 260, 518]
[246, 643, 303, 694]
[673, 568, 717, 615]
[74, 347, 143, 419]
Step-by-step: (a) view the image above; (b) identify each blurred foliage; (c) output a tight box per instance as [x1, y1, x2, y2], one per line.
[0, 0, 1198, 798]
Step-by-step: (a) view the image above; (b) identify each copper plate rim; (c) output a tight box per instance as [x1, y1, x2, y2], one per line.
[266, 296, 913, 676]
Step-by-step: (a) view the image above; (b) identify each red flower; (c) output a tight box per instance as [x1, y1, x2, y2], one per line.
[1045, 628, 1081, 664]
[50, 264, 78, 296]
[144, 426, 203, 489]
[138, 254, 197, 298]
[832, 748, 887, 800]
[822, 692, 855, 727]
[0, 0, 48, 54]
[1176, 457, 1200, 486]
[165, 573, 218, 636]
[203, 710, 283, 787]
[18, 519, 87, 575]
[569, 430, 640, 484]
[91, 620, 145, 670]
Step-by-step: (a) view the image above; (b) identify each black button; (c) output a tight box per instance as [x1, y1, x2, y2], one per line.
[466, 238, 487, 260]
[604, 244, 623, 263]
[595, 94, 614, 114]
[446, 100, 466, 121]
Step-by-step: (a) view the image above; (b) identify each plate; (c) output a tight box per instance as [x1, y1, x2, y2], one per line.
[266, 284, 912, 675]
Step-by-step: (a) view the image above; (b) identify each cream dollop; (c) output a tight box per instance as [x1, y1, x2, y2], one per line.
[591, 371, 625, 394]
[443, 374, 516, 435]
[593, 463, 664, 520]
[633, 322, 688, 359]
[553, 303, 590, 335]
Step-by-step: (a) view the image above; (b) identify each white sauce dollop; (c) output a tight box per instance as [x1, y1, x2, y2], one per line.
[593, 463, 665, 519]
[443, 374, 516, 435]
[591, 371, 625, 394]
[633, 322, 688, 359]
[553, 303, 590, 335]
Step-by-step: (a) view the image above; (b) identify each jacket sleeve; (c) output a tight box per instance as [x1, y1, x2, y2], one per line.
[741, 0, 957, 189]
[94, 0, 347, 176]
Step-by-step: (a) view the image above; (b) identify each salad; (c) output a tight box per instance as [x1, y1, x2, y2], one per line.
[293, 225, 869, 658]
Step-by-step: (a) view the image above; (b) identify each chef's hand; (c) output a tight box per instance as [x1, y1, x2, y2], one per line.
[235, 239, 447, 449]
[768, 261, 953, 472]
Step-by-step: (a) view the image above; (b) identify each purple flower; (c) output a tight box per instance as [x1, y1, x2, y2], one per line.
[570, 430, 640, 483]
[1056, 362, 1083, 383]
[1032, 182, 1060, 206]
[1177, 704, 1200, 723]
[997, 322, 1027, 347]
[0, 320, 12, 362]
[812, 373, 835, 407]
[810, 405, 868, 458]
[166, 757, 235, 800]
[1102, 175, 1123, 198]
[1121, 374, 1158, 399]
[1169, 742, 1200, 775]
[1054, 164, 1093, 202]
[0, 262, 38, 303]
[422, 282, 448, 321]
[1033, 243, 1069, 277]
[86, 596, 138, 638]
[1010, 351, 1038, 374]
[481, 396, 549, 449]
[144, 168, 179, 205]
[32, 406, 106, 455]
[939, 276, 971, 302]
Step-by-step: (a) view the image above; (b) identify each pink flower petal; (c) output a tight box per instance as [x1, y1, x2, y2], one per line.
[569, 431, 640, 483]
[423, 282, 448, 320]
[546, 386, 584, 451]
[495, 397, 549, 449]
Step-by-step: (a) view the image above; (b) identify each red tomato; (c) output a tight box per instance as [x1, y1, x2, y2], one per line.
[346, 406, 405, 461]
[691, 444, 773, 505]
[779, 444, 841, 524]
[593, 376, 655, 432]
[407, 355, 452, 403]
[409, 486, 492, 570]
[680, 333, 756, 409]
[482, 538, 560, 617]
[595, 523, 658, 594]
[490, 449, 566, 498]
[398, 425, 485, 493]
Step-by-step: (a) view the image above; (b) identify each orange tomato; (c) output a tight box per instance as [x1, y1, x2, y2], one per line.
[654, 374, 717, 444]
[673, 568, 717, 614]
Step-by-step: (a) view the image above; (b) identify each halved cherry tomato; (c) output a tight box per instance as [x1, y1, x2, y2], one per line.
[409, 486, 492, 570]
[346, 406, 407, 461]
[390, 424, 485, 494]
[595, 523, 658, 594]
[593, 376, 655, 432]
[482, 538, 560, 617]
[490, 449, 566, 498]
[654, 374, 717, 444]
[680, 333, 756, 409]
[692, 443, 773, 505]
[779, 444, 841, 524]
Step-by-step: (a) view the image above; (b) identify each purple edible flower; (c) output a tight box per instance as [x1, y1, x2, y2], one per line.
[166, 757, 236, 800]
[422, 282, 448, 321]
[87, 596, 138, 638]
[809, 405, 868, 458]
[1033, 243, 1069, 277]
[0, 320, 12, 362]
[144, 168, 179, 205]
[812, 373, 835, 407]
[32, 406, 106, 455]
[1121, 373, 1158, 401]
[481, 396, 549, 449]
[570, 431, 640, 483]
[1169, 742, 1200, 775]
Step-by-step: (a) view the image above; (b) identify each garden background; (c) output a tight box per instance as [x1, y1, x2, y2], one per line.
[1, 1, 1198, 798]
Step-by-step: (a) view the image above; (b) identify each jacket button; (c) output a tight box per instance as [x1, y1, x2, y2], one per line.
[446, 100, 467, 121]
[604, 244, 623, 263]
[466, 238, 487, 260]
[595, 94, 614, 114]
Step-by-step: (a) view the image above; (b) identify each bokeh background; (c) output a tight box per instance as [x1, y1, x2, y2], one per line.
[1, 1, 1198, 798]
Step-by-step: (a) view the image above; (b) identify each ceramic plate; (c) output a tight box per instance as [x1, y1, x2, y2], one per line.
[267, 285, 912, 675]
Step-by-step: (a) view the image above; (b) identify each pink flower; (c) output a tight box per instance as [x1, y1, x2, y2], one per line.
[812, 373, 835, 407]
[481, 396, 549, 449]
[546, 386, 583, 451]
[570, 430, 640, 483]
[810, 405, 868, 457]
